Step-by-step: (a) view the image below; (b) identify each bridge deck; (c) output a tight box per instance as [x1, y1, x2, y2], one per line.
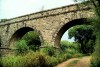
[0, 1, 92, 26]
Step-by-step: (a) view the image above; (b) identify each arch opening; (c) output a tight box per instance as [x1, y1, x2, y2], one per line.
[55, 18, 95, 55]
[54, 18, 88, 47]
[9, 27, 42, 50]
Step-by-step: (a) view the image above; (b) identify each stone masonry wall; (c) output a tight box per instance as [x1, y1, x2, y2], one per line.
[0, 2, 95, 50]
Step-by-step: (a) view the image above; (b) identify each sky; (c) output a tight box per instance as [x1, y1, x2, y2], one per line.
[0, 0, 75, 42]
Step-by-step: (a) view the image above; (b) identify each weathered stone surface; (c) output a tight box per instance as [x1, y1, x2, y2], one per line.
[0, 2, 95, 54]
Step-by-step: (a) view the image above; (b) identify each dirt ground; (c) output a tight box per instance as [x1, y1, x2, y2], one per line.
[55, 56, 91, 67]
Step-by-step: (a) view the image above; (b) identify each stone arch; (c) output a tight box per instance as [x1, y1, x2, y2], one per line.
[9, 27, 42, 48]
[54, 18, 88, 48]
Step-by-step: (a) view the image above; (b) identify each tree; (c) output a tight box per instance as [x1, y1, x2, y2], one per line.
[89, 0, 100, 67]
[0, 19, 8, 22]
[73, 0, 100, 66]
[68, 25, 95, 54]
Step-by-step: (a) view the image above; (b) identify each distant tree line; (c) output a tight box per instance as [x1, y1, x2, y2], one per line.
[0, 19, 8, 22]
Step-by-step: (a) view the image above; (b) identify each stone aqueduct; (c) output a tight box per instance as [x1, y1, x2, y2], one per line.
[0, 2, 94, 54]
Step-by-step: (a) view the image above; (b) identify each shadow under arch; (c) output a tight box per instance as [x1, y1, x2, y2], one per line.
[9, 27, 42, 48]
[54, 18, 89, 48]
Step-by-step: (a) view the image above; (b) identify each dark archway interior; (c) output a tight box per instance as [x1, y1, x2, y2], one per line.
[55, 18, 87, 47]
[9, 27, 34, 48]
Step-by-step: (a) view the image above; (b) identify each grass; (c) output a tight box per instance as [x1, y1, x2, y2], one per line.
[1, 51, 49, 67]
[1, 41, 84, 67]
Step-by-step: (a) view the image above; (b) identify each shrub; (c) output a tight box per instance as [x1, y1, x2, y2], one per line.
[29, 45, 39, 51]
[60, 41, 81, 53]
[39, 42, 56, 56]
[0, 58, 3, 67]
[1, 41, 84, 67]
[60, 41, 80, 51]
[1, 51, 49, 67]
[40, 46, 55, 56]
[60, 40, 83, 58]
[46, 56, 58, 67]
[20, 52, 48, 67]
[15, 40, 29, 54]
[91, 56, 100, 67]
[2, 55, 21, 67]
[22, 31, 41, 51]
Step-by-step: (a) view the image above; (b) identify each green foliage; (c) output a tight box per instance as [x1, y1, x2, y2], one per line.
[60, 41, 83, 57]
[2, 55, 21, 67]
[15, 40, 29, 54]
[46, 56, 58, 67]
[91, 56, 100, 67]
[91, 32, 100, 67]
[40, 42, 56, 56]
[61, 40, 80, 50]
[75, 0, 100, 66]
[68, 25, 93, 39]
[88, 0, 100, 66]
[1, 40, 83, 67]
[40, 46, 55, 56]
[20, 52, 48, 67]
[22, 31, 41, 51]
[0, 19, 8, 22]
[22, 31, 40, 43]
[1, 52, 48, 67]
[68, 25, 95, 54]
[0, 58, 3, 67]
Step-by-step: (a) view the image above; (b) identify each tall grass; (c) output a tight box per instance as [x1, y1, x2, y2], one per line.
[0, 58, 3, 67]
[1, 40, 83, 67]
[1, 51, 48, 67]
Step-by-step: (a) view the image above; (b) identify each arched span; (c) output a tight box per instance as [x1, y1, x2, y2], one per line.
[9, 27, 42, 48]
[54, 18, 88, 48]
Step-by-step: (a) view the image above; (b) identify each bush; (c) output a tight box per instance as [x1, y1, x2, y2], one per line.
[1, 41, 84, 67]
[91, 56, 100, 67]
[20, 52, 48, 67]
[40, 46, 55, 56]
[60, 40, 83, 58]
[29, 45, 39, 51]
[61, 41, 80, 50]
[60, 40, 80, 53]
[2, 55, 21, 67]
[39, 42, 56, 56]
[1, 51, 48, 67]
[46, 56, 58, 67]
[0, 58, 3, 67]
[22, 31, 41, 51]
[15, 40, 29, 54]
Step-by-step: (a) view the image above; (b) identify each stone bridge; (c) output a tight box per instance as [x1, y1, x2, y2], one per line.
[0, 2, 95, 54]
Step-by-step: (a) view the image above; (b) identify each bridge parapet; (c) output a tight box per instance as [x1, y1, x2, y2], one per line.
[0, 1, 93, 26]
